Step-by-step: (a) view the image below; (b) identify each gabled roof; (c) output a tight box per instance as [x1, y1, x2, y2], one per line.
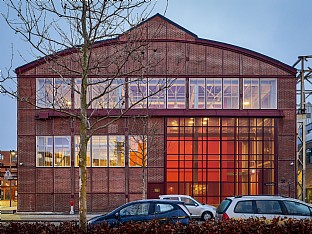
[15, 13, 296, 75]
[127, 13, 198, 38]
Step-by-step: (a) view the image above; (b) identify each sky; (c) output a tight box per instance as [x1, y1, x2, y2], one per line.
[1, 0, 312, 151]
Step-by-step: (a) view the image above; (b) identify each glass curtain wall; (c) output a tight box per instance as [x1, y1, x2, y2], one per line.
[166, 117, 275, 206]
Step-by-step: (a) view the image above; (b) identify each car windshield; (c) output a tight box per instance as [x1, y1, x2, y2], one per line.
[181, 197, 197, 205]
[216, 199, 231, 213]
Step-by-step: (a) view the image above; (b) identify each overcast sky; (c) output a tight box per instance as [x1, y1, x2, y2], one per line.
[1, 0, 312, 150]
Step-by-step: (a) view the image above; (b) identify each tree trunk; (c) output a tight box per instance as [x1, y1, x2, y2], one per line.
[79, 63, 88, 231]
[79, 2, 89, 232]
[142, 166, 146, 199]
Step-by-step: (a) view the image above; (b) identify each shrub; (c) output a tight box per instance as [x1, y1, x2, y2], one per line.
[0, 218, 312, 233]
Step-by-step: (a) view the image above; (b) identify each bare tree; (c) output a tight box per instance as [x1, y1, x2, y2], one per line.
[0, 1, 169, 232]
[128, 115, 160, 200]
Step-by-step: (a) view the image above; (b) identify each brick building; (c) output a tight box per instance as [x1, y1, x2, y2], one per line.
[16, 14, 297, 212]
[0, 150, 18, 207]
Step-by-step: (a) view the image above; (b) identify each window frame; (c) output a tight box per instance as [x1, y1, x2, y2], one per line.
[36, 78, 54, 108]
[167, 78, 186, 109]
[260, 78, 277, 109]
[129, 135, 148, 167]
[36, 136, 54, 167]
[243, 78, 277, 109]
[223, 78, 239, 109]
[148, 78, 167, 109]
[128, 77, 148, 109]
[233, 200, 254, 214]
[189, 78, 206, 109]
[36, 136, 71, 167]
[255, 200, 283, 214]
[283, 200, 312, 216]
[206, 78, 222, 109]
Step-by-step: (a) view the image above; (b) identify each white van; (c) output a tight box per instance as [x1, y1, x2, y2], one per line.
[159, 194, 216, 221]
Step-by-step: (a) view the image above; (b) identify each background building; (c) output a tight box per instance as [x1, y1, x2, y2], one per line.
[16, 14, 296, 212]
[0, 150, 18, 208]
[304, 102, 312, 203]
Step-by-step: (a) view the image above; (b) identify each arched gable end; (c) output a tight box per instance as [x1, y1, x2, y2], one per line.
[15, 13, 296, 77]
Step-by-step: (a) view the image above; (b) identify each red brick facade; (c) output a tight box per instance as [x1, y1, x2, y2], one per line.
[16, 14, 296, 212]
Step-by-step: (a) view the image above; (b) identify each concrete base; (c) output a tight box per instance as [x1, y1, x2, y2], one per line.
[1, 209, 16, 214]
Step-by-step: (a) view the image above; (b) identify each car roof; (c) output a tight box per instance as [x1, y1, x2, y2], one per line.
[225, 195, 300, 201]
[134, 199, 184, 204]
[159, 194, 191, 197]
[102, 199, 186, 217]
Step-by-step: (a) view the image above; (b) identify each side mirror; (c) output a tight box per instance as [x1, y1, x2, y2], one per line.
[114, 212, 120, 219]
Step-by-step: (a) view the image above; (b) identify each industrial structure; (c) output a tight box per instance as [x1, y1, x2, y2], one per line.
[294, 56, 312, 202]
[15, 14, 297, 212]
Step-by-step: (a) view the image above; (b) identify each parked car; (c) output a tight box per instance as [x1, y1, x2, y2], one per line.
[159, 194, 216, 221]
[216, 195, 312, 220]
[88, 199, 191, 226]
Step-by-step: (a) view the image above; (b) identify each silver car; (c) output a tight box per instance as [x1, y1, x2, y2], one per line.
[216, 195, 312, 220]
[159, 194, 216, 221]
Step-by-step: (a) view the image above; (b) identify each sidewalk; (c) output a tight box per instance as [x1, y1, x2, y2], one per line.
[0, 212, 102, 222]
[0, 200, 102, 221]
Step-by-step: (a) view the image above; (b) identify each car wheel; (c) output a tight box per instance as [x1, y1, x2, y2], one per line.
[201, 211, 213, 221]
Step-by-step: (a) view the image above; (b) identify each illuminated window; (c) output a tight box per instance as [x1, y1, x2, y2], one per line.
[36, 78, 71, 109]
[243, 78, 259, 109]
[37, 78, 54, 108]
[167, 78, 186, 109]
[92, 136, 108, 167]
[189, 78, 205, 109]
[90, 78, 109, 109]
[54, 78, 72, 109]
[74, 135, 125, 167]
[223, 78, 239, 109]
[74, 78, 125, 109]
[244, 78, 277, 109]
[166, 117, 275, 204]
[108, 78, 125, 109]
[207, 78, 222, 109]
[54, 136, 71, 167]
[148, 78, 166, 108]
[109, 136, 125, 167]
[36, 136, 53, 167]
[129, 135, 147, 167]
[75, 136, 91, 167]
[260, 79, 277, 109]
[128, 78, 147, 109]
[36, 136, 70, 167]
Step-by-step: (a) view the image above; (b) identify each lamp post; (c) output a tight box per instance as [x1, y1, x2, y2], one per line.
[9, 150, 16, 207]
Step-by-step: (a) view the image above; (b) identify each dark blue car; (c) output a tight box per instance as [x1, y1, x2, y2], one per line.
[88, 199, 191, 226]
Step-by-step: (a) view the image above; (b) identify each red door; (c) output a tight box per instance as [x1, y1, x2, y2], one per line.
[147, 183, 165, 199]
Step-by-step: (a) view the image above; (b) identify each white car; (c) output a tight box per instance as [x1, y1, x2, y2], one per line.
[216, 195, 312, 220]
[159, 194, 216, 220]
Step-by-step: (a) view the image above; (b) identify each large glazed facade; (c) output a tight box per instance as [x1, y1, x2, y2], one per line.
[16, 14, 297, 212]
